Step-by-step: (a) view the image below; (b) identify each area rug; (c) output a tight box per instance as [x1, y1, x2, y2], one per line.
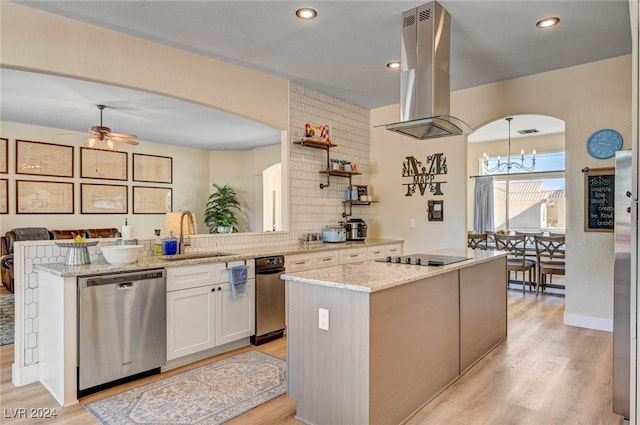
[0, 294, 15, 346]
[84, 350, 287, 425]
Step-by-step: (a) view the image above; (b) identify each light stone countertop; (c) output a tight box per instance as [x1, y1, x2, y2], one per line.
[281, 248, 507, 293]
[35, 238, 403, 277]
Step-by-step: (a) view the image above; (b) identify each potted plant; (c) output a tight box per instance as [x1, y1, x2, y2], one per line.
[205, 184, 241, 233]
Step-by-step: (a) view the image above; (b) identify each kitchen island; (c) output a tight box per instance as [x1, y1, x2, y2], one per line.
[282, 249, 507, 425]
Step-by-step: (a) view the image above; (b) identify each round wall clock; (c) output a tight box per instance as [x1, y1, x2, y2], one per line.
[586, 129, 623, 159]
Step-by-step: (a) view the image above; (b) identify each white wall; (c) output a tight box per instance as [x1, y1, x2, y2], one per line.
[208, 144, 281, 232]
[370, 105, 468, 253]
[372, 55, 630, 329]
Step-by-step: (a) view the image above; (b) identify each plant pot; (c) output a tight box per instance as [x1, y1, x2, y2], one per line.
[217, 226, 233, 234]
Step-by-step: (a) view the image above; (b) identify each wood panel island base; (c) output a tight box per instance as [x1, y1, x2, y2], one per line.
[282, 250, 507, 425]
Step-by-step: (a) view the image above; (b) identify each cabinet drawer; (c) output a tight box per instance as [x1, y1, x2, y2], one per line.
[340, 248, 366, 264]
[385, 244, 402, 256]
[366, 246, 386, 260]
[313, 252, 340, 269]
[286, 254, 315, 272]
[217, 260, 255, 283]
[167, 264, 217, 292]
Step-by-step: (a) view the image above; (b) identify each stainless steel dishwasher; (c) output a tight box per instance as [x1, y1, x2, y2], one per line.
[78, 269, 166, 396]
[251, 255, 285, 345]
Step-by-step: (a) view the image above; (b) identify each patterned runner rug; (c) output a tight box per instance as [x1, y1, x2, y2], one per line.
[0, 294, 14, 346]
[84, 350, 287, 425]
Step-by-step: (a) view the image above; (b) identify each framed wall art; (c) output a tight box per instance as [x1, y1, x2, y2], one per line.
[133, 186, 172, 214]
[132, 153, 172, 183]
[81, 183, 128, 214]
[16, 139, 74, 177]
[80, 147, 128, 180]
[16, 180, 74, 214]
[0, 138, 7, 174]
[0, 179, 7, 214]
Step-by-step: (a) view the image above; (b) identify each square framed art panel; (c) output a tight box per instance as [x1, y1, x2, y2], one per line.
[16, 180, 74, 214]
[80, 148, 128, 180]
[0, 138, 7, 174]
[132, 153, 172, 183]
[0, 179, 7, 214]
[132, 186, 172, 214]
[16, 139, 74, 177]
[81, 183, 128, 214]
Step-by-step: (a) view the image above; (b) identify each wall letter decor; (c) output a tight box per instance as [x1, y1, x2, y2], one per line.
[402, 153, 447, 196]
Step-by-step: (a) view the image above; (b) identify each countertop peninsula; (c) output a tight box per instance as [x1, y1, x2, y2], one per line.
[35, 238, 403, 277]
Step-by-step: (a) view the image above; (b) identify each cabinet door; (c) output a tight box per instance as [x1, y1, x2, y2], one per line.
[166, 285, 215, 360]
[216, 280, 255, 345]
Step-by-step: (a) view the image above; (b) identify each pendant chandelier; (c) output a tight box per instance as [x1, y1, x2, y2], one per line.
[483, 117, 536, 173]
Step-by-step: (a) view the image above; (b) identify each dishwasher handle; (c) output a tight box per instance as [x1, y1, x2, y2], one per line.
[117, 282, 134, 289]
[255, 268, 285, 275]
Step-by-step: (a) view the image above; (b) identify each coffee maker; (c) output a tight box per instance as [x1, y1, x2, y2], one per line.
[346, 218, 367, 241]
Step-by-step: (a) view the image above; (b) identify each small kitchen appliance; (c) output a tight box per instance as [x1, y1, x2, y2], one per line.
[346, 218, 367, 241]
[322, 226, 347, 243]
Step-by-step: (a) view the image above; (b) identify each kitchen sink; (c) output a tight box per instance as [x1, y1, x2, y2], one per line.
[161, 252, 236, 261]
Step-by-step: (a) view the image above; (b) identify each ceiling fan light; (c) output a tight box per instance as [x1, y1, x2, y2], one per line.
[84, 137, 98, 149]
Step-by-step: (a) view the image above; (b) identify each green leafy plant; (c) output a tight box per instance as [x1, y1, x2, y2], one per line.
[204, 184, 241, 233]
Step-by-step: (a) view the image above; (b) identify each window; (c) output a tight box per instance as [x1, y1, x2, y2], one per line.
[482, 152, 565, 232]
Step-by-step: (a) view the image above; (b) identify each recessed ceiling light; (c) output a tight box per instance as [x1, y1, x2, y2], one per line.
[296, 8, 317, 20]
[536, 16, 560, 29]
[386, 61, 401, 70]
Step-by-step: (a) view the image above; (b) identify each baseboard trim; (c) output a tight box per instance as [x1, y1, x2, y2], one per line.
[12, 362, 39, 386]
[564, 312, 613, 332]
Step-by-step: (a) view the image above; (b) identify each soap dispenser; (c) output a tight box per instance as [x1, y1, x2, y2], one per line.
[153, 229, 163, 256]
[163, 231, 178, 255]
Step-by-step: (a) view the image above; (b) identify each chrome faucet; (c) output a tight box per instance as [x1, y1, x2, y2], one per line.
[179, 210, 196, 254]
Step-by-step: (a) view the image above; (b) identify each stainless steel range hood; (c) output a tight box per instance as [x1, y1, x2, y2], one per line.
[384, 1, 472, 139]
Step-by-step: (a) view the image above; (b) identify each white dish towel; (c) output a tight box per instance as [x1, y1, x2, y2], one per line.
[230, 265, 249, 298]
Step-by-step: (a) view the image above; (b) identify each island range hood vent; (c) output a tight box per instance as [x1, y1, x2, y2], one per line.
[384, 1, 472, 140]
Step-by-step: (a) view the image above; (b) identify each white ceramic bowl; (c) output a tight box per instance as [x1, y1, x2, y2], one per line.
[100, 245, 144, 265]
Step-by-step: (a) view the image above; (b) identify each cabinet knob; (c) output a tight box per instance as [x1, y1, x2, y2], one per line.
[218, 287, 222, 291]
[212, 288, 215, 292]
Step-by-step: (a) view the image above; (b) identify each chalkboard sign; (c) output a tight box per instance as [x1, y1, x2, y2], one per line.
[584, 167, 614, 232]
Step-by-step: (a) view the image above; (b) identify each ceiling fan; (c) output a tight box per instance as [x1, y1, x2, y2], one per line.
[84, 104, 139, 150]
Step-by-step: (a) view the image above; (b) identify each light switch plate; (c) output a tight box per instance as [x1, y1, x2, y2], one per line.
[319, 308, 329, 331]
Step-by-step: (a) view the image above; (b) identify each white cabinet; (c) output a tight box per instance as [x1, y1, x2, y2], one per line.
[339, 247, 367, 264]
[313, 252, 340, 268]
[287, 243, 402, 271]
[167, 285, 216, 359]
[385, 243, 402, 257]
[216, 281, 255, 346]
[366, 246, 386, 260]
[166, 261, 255, 361]
[285, 253, 317, 273]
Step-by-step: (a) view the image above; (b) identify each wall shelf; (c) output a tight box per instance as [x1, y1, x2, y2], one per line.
[342, 200, 377, 218]
[293, 139, 337, 149]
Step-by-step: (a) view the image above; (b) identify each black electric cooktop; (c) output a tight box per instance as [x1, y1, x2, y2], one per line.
[376, 254, 472, 267]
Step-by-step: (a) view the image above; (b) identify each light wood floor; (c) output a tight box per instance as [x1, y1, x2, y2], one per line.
[1, 289, 623, 425]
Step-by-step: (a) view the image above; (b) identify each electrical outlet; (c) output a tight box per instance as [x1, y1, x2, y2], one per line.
[409, 218, 415, 228]
[318, 308, 329, 331]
